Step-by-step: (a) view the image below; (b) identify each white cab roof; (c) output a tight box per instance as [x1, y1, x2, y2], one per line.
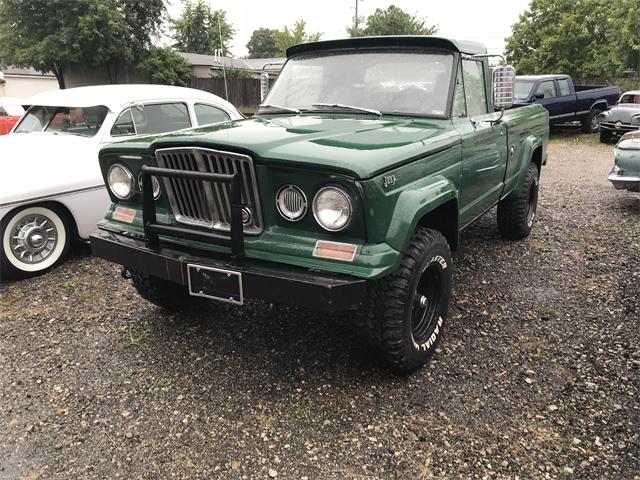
[23, 84, 238, 114]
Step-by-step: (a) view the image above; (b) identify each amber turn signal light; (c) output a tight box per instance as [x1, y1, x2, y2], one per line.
[312, 240, 357, 262]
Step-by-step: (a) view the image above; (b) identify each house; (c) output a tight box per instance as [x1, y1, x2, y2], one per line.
[0, 67, 59, 98]
[178, 53, 285, 79]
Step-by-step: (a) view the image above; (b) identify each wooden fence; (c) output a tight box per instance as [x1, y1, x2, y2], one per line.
[189, 77, 261, 113]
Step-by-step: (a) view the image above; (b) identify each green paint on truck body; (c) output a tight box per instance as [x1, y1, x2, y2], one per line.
[97, 36, 549, 280]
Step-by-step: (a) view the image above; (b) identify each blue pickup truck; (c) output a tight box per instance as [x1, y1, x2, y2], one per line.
[514, 75, 620, 133]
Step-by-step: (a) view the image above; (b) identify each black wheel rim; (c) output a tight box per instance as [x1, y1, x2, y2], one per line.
[411, 264, 443, 344]
[526, 180, 538, 227]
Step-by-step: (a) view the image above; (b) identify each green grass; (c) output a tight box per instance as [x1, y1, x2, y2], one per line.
[0, 300, 9, 308]
[126, 327, 150, 346]
[62, 278, 82, 288]
[549, 127, 603, 146]
[537, 305, 556, 318]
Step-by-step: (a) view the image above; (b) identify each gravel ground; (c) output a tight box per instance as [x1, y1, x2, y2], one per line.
[1, 141, 638, 479]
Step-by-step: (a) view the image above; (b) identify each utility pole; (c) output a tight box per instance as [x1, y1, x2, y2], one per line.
[353, 0, 364, 32]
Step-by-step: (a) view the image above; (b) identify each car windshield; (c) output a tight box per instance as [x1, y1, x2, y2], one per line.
[14, 105, 109, 137]
[619, 93, 640, 105]
[514, 80, 535, 100]
[261, 50, 455, 117]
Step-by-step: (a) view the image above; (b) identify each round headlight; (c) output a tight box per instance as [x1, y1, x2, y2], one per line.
[138, 171, 161, 199]
[631, 116, 640, 127]
[313, 186, 352, 232]
[276, 184, 307, 221]
[108, 164, 134, 200]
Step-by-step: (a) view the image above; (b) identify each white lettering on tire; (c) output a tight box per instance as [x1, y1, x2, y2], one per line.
[430, 255, 448, 270]
[420, 316, 444, 351]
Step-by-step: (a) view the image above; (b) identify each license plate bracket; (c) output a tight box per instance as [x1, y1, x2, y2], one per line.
[187, 264, 243, 305]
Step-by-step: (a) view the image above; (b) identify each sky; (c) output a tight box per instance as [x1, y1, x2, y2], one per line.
[165, 0, 533, 58]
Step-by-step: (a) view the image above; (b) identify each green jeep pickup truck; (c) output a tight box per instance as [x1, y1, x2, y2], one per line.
[91, 36, 549, 374]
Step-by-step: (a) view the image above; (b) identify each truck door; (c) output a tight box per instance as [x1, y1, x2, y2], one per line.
[453, 58, 508, 227]
[533, 80, 562, 122]
[552, 77, 576, 121]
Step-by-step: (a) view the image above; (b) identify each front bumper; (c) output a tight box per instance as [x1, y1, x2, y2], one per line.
[90, 228, 368, 310]
[608, 167, 640, 192]
[600, 122, 639, 138]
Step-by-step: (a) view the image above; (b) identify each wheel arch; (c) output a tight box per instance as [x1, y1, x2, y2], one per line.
[2, 200, 79, 240]
[385, 178, 459, 254]
[591, 100, 608, 112]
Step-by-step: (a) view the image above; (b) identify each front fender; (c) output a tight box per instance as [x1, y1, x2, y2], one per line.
[385, 175, 459, 253]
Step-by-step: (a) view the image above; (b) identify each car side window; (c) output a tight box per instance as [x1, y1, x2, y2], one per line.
[194, 103, 230, 126]
[111, 103, 192, 137]
[536, 81, 557, 99]
[557, 79, 571, 96]
[451, 64, 467, 117]
[111, 109, 136, 136]
[462, 59, 487, 116]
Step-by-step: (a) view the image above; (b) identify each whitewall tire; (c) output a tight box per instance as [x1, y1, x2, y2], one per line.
[1, 205, 71, 280]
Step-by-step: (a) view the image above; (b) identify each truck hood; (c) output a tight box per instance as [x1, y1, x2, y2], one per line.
[0, 133, 102, 205]
[147, 115, 459, 179]
[602, 105, 640, 124]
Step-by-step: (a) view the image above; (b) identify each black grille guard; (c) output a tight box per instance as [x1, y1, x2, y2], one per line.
[140, 165, 245, 259]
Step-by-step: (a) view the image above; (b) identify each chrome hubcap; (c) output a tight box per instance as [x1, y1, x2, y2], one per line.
[9, 215, 57, 264]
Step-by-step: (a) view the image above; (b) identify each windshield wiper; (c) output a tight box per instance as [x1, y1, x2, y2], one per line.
[257, 104, 300, 114]
[311, 103, 381, 116]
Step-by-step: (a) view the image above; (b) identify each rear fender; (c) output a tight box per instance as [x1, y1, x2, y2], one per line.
[507, 136, 543, 198]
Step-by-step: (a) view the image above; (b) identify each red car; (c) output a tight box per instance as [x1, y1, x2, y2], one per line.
[0, 97, 25, 135]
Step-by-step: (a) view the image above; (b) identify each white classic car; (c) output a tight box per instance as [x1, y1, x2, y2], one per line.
[0, 85, 243, 279]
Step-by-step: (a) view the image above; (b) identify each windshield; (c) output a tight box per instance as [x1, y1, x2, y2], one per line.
[619, 93, 640, 105]
[14, 105, 109, 137]
[514, 80, 535, 100]
[262, 50, 455, 117]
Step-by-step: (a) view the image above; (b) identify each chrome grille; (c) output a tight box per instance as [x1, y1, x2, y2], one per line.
[155, 147, 263, 234]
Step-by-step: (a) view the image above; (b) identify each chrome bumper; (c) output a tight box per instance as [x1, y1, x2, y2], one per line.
[608, 167, 640, 192]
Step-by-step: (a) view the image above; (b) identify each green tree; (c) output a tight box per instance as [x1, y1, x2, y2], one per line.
[505, 0, 640, 77]
[274, 21, 321, 56]
[137, 47, 192, 86]
[0, 0, 164, 88]
[246, 28, 279, 58]
[348, 5, 438, 37]
[171, 0, 234, 55]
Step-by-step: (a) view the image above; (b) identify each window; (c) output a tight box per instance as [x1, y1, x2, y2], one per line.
[14, 105, 108, 137]
[111, 102, 191, 137]
[263, 51, 454, 116]
[535, 81, 557, 99]
[194, 104, 230, 126]
[620, 94, 640, 104]
[557, 79, 571, 97]
[451, 64, 466, 117]
[462, 60, 487, 116]
[111, 110, 136, 136]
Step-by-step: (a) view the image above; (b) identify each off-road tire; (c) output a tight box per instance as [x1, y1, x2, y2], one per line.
[129, 269, 196, 312]
[497, 163, 539, 240]
[365, 228, 452, 375]
[582, 109, 602, 134]
[599, 129, 612, 144]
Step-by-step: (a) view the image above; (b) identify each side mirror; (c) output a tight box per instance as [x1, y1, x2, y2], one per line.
[535, 93, 545, 100]
[492, 65, 516, 110]
[260, 72, 270, 102]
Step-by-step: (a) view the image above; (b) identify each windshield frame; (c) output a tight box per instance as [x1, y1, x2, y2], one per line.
[259, 47, 460, 120]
